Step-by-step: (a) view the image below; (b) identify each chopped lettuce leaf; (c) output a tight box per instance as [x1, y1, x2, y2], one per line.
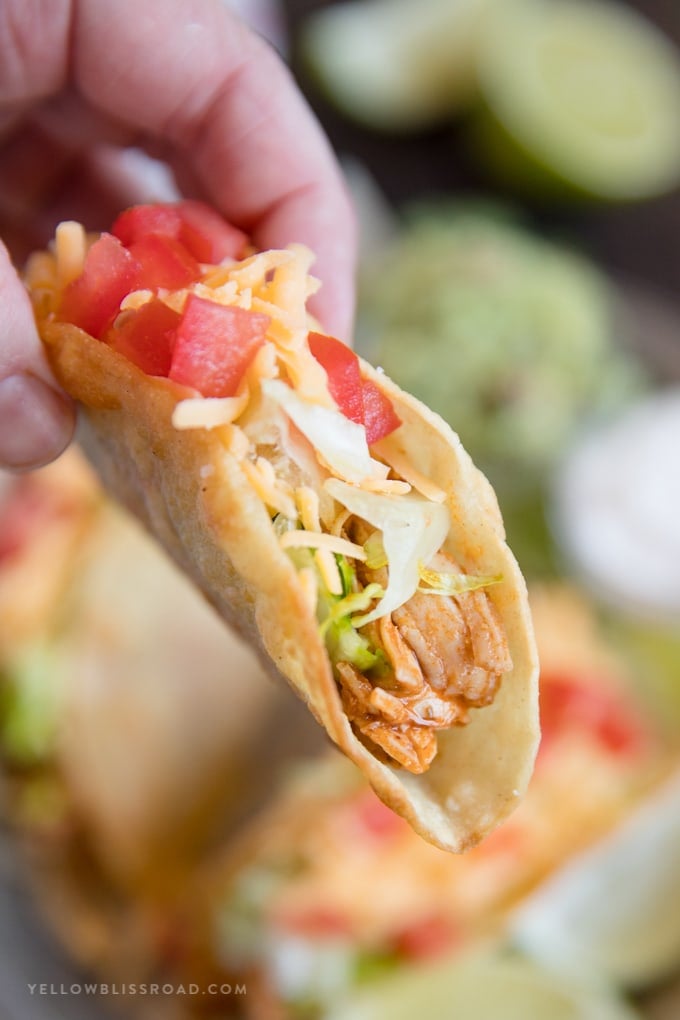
[262, 379, 389, 484]
[316, 560, 384, 670]
[331, 618, 383, 672]
[363, 530, 388, 569]
[325, 479, 450, 625]
[278, 522, 383, 671]
[320, 583, 385, 638]
[417, 565, 503, 595]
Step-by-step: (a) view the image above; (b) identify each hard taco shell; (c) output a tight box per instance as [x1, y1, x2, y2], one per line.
[37, 316, 539, 853]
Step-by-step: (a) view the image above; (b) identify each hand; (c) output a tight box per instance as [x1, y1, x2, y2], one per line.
[0, 0, 357, 471]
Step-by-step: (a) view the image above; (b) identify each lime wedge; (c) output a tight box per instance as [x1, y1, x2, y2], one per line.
[473, 0, 680, 200]
[326, 950, 641, 1020]
[301, 0, 491, 132]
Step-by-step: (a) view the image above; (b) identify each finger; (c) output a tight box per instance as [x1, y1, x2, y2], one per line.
[0, 242, 74, 470]
[12, 145, 180, 255]
[3, 0, 357, 337]
[254, 180, 358, 342]
[70, 0, 357, 338]
[0, 121, 76, 224]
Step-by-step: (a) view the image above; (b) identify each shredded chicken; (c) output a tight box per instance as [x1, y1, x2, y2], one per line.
[337, 524, 512, 774]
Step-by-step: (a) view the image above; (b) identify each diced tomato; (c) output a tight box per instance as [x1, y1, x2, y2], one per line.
[392, 915, 460, 961]
[308, 332, 402, 443]
[275, 906, 351, 939]
[168, 295, 270, 397]
[350, 791, 407, 843]
[111, 200, 248, 264]
[111, 204, 182, 247]
[176, 200, 249, 263]
[361, 378, 402, 445]
[128, 234, 201, 290]
[105, 299, 181, 377]
[308, 331, 364, 424]
[539, 672, 650, 759]
[58, 233, 138, 338]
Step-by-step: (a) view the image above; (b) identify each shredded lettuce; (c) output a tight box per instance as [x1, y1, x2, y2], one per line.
[331, 619, 384, 672]
[363, 530, 388, 570]
[261, 379, 389, 484]
[273, 512, 296, 536]
[317, 559, 384, 671]
[417, 565, 503, 595]
[324, 479, 450, 625]
[319, 583, 385, 638]
[277, 521, 383, 672]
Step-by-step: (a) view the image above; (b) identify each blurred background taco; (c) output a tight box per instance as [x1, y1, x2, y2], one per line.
[0, 450, 323, 981]
[149, 583, 678, 1019]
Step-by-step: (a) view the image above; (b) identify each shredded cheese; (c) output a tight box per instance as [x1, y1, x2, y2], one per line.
[294, 488, 343, 592]
[251, 297, 308, 349]
[191, 280, 241, 307]
[229, 249, 293, 291]
[296, 487, 322, 532]
[360, 478, 412, 496]
[242, 458, 297, 519]
[201, 265, 237, 288]
[55, 220, 86, 287]
[264, 243, 316, 325]
[297, 567, 319, 613]
[372, 438, 447, 503]
[279, 530, 367, 561]
[221, 425, 250, 460]
[294, 488, 348, 594]
[246, 342, 279, 386]
[120, 289, 154, 311]
[316, 547, 343, 595]
[24, 252, 58, 291]
[172, 394, 249, 431]
[274, 346, 336, 407]
[329, 508, 352, 537]
[160, 289, 190, 314]
[23, 252, 60, 322]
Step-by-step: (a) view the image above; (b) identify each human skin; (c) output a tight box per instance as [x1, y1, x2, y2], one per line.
[0, 0, 357, 471]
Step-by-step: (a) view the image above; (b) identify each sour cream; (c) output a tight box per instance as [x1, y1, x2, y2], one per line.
[553, 388, 680, 622]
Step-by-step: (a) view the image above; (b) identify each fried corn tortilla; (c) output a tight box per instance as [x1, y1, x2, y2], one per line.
[26, 208, 539, 852]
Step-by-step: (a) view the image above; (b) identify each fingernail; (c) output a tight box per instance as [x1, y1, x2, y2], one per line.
[0, 373, 75, 471]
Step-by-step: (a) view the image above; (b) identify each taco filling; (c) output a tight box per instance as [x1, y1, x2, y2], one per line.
[26, 204, 512, 776]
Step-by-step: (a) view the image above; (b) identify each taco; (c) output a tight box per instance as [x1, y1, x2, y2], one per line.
[165, 586, 676, 1019]
[0, 449, 315, 979]
[24, 203, 539, 851]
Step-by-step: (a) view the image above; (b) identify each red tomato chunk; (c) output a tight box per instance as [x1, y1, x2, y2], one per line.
[111, 204, 182, 247]
[392, 915, 460, 961]
[350, 791, 406, 842]
[58, 233, 138, 338]
[539, 673, 650, 758]
[105, 299, 181, 377]
[275, 906, 351, 939]
[309, 332, 402, 443]
[308, 331, 364, 424]
[128, 234, 201, 291]
[362, 378, 402, 445]
[176, 200, 248, 263]
[169, 296, 270, 397]
[112, 200, 248, 264]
